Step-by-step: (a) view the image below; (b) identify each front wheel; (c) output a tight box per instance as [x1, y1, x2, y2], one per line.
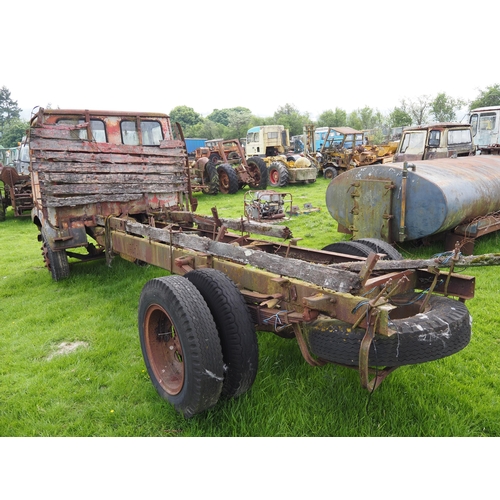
[202, 161, 219, 195]
[268, 162, 289, 187]
[138, 276, 224, 418]
[246, 157, 268, 190]
[217, 163, 239, 194]
[41, 229, 70, 281]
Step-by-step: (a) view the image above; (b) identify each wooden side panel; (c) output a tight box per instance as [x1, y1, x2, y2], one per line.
[29, 116, 189, 216]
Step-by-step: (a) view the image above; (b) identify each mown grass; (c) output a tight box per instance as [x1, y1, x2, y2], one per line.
[1, 177, 499, 437]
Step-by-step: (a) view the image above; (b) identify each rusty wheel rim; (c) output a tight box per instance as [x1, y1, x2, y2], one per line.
[219, 170, 230, 193]
[144, 304, 184, 395]
[270, 169, 279, 184]
[247, 164, 261, 186]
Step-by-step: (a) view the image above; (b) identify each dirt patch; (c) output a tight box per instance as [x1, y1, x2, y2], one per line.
[47, 341, 89, 361]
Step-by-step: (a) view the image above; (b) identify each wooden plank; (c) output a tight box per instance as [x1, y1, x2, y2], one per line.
[30, 137, 185, 157]
[32, 159, 186, 174]
[43, 182, 186, 196]
[101, 216, 361, 294]
[44, 189, 184, 207]
[328, 254, 500, 270]
[39, 172, 186, 184]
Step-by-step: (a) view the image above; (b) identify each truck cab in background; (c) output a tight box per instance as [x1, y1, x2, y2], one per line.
[469, 106, 500, 155]
[245, 125, 290, 157]
[393, 123, 475, 162]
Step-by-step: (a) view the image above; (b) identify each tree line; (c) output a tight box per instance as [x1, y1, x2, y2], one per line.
[1, 84, 500, 148]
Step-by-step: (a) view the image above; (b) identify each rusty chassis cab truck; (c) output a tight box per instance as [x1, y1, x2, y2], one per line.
[29, 107, 475, 418]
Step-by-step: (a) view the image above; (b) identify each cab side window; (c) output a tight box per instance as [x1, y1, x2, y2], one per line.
[121, 120, 163, 145]
[57, 119, 107, 142]
[428, 130, 440, 147]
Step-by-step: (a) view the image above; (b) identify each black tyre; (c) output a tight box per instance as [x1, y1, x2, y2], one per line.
[228, 152, 241, 160]
[0, 193, 5, 222]
[138, 276, 224, 418]
[217, 163, 239, 194]
[268, 162, 289, 187]
[185, 269, 258, 399]
[246, 157, 268, 190]
[321, 241, 374, 258]
[354, 238, 403, 260]
[41, 229, 70, 281]
[323, 166, 338, 180]
[202, 161, 219, 195]
[209, 152, 221, 164]
[307, 294, 471, 367]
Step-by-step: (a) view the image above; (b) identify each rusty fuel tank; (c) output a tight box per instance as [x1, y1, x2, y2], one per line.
[325, 155, 500, 243]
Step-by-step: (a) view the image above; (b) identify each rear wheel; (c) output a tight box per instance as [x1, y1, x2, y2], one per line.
[268, 162, 289, 187]
[246, 157, 268, 190]
[185, 269, 258, 399]
[41, 229, 70, 281]
[138, 276, 224, 418]
[202, 161, 219, 195]
[217, 163, 239, 194]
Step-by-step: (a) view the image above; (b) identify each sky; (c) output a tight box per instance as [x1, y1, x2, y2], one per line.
[2, 0, 499, 122]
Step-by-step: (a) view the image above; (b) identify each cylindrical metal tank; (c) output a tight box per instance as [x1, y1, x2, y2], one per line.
[325, 156, 500, 242]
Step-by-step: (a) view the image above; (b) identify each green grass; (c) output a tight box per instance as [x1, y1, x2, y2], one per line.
[1, 177, 500, 436]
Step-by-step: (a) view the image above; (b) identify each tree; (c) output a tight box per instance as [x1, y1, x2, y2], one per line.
[207, 109, 230, 126]
[347, 111, 363, 130]
[388, 106, 412, 128]
[186, 120, 227, 140]
[470, 84, 500, 109]
[273, 103, 310, 136]
[208, 107, 252, 128]
[169, 105, 203, 131]
[430, 92, 465, 122]
[398, 96, 431, 125]
[317, 108, 347, 127]
[0, 118, 29, 147]
[226, 108, 252, 139]
[0, 86, 22, 134]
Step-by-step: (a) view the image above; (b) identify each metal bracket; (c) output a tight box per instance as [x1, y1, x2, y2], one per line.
[358, 310, 397, 391]
[292, 324, 326, 367]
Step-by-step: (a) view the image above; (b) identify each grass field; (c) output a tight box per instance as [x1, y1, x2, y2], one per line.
[1, 177, 500, 437]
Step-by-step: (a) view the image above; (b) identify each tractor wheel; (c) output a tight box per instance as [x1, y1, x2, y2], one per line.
[268, 162, 289, 188]
[228, 152, 241, 160]
[323, 166, 338, 180]
[354, 238, 403, 261]
[217, 163, 239, 194]
[41, 229, 70, 281]
[209, 152, 221, 164]
[246, 157, 268, 190]
[0, 191, 5, 222]
[307, 293, 471, 367]
[202, 161, 219, 195]
[138, 276, 224, 418]
[185, 269, 258, 399]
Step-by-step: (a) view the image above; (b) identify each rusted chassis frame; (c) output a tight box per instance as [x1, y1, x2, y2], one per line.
[97, 215, 474, 390]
